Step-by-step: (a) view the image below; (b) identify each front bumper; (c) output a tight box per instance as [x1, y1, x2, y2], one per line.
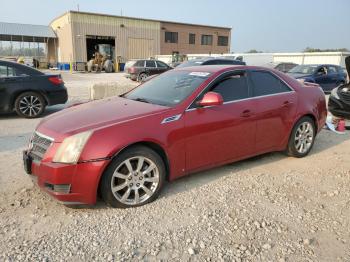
[328, 96, 350, 119]
[23, 150, 110, 205]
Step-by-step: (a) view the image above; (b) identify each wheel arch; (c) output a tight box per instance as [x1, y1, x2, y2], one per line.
[11, 90, 49, 110]
[288, 113, 318, 143]
[96, 140, 171, 199]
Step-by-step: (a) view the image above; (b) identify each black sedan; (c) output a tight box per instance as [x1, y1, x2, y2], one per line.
[177, 57, 246, 68]
[0, 60, 68, 118]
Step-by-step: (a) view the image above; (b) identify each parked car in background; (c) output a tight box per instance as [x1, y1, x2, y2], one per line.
[23, 65, 326, 208]
[124, 59, 138, 72]
[0, 60, 68, 118]
[264, 62, 298, 73]
[328, 56, 350, 119]
[287, 64, 347, 92]
[126, 59, 172, 82]
[177, 57, 246, 68]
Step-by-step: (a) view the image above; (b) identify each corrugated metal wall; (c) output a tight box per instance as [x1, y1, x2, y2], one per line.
[70, 13, 160, 62]
[50, 14, 74, 63]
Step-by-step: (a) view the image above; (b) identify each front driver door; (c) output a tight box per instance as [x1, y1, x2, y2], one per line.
[184, 71, 256, 173]
[314, 66, 331, 91]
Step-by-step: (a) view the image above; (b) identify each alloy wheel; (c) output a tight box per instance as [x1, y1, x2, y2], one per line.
[19, 95, 43, 117]
[294, 122, 314, 154]
[110, 156, 160, 205]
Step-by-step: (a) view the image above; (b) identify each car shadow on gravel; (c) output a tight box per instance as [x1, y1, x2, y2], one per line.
[0, 132, 33, 152]
[68, 129, 350, 210]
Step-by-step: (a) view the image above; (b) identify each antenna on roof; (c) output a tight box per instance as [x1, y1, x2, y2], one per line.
[77, 4, 80, 12]
[121, 9, 123, 16]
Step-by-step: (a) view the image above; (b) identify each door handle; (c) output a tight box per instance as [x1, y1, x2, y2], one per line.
[240, 109, 252, 118]
[282, 101, 293, 107]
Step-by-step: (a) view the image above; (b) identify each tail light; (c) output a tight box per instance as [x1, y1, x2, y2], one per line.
[129, 67, 136, 74]
[49, 76, 63, 85]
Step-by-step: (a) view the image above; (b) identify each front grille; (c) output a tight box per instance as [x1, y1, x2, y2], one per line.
[29, 132, 54, 162]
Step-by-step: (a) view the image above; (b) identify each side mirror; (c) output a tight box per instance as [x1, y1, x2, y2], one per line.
[197, 92, 224, 107]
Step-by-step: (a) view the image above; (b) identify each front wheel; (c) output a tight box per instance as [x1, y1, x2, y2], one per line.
[14, 92, 46, 118]
[286, 117, 316, 158]
[100, 146, 165, 208]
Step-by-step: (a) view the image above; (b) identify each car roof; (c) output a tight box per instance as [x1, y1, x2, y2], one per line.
[173, 64, 272, 73]
[298, 64, 340, 67]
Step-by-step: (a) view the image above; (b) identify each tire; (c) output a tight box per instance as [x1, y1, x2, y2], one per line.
[137, 73, 148, 82]
[104, 60, 114, 73]
[286, 116, 316, 158]
[100, 145, 166, 208]
[14, 92, 46, 118]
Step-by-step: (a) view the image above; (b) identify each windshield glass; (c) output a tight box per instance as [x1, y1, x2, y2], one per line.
[124, 70, 211, 106]
[177, 60, 204, 68]
[289, 65, 318, 74]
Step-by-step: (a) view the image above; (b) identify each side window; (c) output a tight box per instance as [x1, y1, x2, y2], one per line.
[211, 72, 249, 102]
[0, 66, 7, 77]
[250, 71, 291, 97]
[219, 60, 235, 65]
[327, 66, 337, 74]
[146, 60, 156, 68]
[156, 61, 168, 68]
[204, 60, 217, 65]
[7, 66, 17, 77]
[275, 64, 285, 72]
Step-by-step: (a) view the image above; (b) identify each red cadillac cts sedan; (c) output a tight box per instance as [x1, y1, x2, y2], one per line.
[23, 65, 327, 208]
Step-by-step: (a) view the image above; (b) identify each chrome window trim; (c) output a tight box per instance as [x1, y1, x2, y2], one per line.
[185, 68, 296, 112]
[35, 131, 54, 142]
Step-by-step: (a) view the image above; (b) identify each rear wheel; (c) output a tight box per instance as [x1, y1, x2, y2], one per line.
[14, 92, 45, 118]
[138, 73, 148, 82]
[100, 146, 165, 208]
[286, 117, 315, 157]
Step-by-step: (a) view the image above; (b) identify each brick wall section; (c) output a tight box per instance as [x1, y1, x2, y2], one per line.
[160, 22, 231, 55]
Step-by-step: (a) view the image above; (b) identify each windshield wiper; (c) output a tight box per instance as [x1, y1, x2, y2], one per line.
[132, 97, 151, 104]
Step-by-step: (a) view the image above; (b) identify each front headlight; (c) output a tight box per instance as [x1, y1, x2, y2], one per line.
[331, 88, 340, 99]
[53, 131, 93, 164]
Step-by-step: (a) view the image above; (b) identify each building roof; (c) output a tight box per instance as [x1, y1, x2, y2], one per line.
[0, 22, 56, 38]
[51, 11, 232, 30]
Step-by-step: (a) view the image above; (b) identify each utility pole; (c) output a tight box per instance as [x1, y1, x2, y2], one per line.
[77, 4, 80, 11]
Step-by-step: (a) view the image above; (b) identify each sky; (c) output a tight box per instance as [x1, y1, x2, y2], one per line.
[0, 0, 349, 53]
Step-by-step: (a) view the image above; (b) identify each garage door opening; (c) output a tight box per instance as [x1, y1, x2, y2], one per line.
[86, 35, 115, 62]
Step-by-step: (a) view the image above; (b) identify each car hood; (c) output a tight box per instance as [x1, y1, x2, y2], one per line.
[287, 72, 313, 79]
[37, 96, 169, 142]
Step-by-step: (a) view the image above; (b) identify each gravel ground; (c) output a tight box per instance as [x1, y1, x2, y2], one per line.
[0, 72, 350, 262]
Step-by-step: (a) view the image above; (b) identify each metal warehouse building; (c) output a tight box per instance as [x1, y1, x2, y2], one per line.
[49, 11, 231, 65]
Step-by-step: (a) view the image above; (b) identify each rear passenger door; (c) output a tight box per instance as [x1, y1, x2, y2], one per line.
[248, 70, 298, 152]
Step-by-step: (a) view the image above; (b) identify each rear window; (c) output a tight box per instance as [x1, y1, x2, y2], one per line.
[134, 60, 145, 67]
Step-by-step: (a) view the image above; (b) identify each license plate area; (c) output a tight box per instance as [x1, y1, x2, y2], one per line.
[23, 151, 32, 175]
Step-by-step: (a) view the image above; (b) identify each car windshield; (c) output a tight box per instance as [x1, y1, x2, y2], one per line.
[288, 65, 318, 74]
[177, 60, 204, 68]
[124, 70, 211, 106]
